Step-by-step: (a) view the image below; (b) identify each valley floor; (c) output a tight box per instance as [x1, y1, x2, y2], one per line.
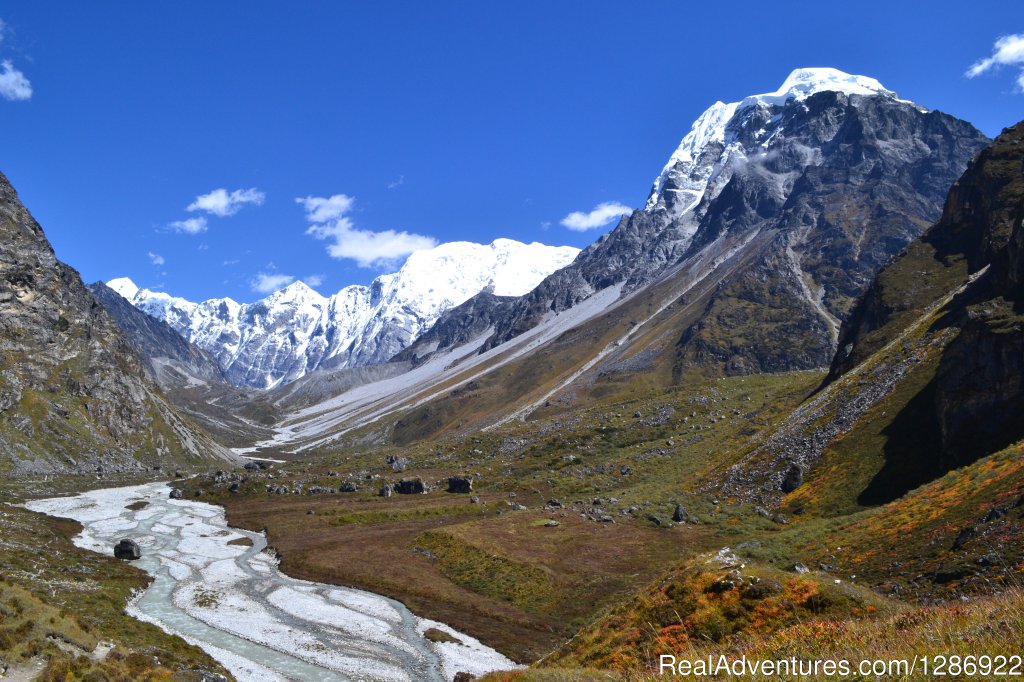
[180, 364, 1024, 679]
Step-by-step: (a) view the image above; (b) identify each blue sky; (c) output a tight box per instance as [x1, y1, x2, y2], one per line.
[1, 3, 1022, 302]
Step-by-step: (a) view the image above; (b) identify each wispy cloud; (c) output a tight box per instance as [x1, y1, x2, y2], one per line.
[188, 187, 265, 217]
[560, 201, 632, 231]
[147, 251, 165, 266]
[169, 216, 208, 234]
[387, 175, 405, 190]
[296, 194, 355, 223]
[304, 274, 325, 287]
[222, 259, 240, 266]
[251, 272, 295, 294]
[967, 33, 1024, 91]
[0, 59, 31, 101]
[298, 193, 437, 268]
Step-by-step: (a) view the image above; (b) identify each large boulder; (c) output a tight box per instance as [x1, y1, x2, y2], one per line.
[447, 476, 473, 493]
[780, 463, 803, 492]
[395, 477, 426, 494]
[114, 539, 141, 561]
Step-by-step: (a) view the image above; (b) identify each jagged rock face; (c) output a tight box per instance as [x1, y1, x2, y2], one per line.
[930, 123, 1024, 463]
[412, 69, 990, 375]
[111, 239, 578, 388]
[87, 281, 227, 390]
[0, 171, 228, 475]
[833, 120, 1024, 376]
[830, 120, 1024, 475]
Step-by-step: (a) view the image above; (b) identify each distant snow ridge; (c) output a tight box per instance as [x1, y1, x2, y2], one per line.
[645, 67, 914, 215]
[109, 239, 579, 388]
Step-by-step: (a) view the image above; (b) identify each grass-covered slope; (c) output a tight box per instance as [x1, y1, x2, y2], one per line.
[0, 498, 228, 680]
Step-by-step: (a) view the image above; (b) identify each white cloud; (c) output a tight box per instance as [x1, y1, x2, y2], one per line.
[169, 216, 208, 234]
[147, 251, 165, 266]
[560, 201, 632, 231]
[251, 272, 295, 294]
[0, 60, 31, 101]
[299, 193, 438, 268]
[387, 175, 405, 190]
[967, 33, 1024, 91]
[304, 274, 325, 287]
[188, 187, 265, 217]
[295, 194, 355, 223]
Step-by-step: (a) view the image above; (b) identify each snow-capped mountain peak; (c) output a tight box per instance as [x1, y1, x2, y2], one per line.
[107, 277, 140, 300]
[269, 280, 326, 303]
[740, 67, 896, 109]
[645, 67, 911, 213]
[110, 238, 579, 388]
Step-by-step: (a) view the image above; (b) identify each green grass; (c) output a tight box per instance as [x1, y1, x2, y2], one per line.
[414, 529, 562, 613]
[0, 499, 228, 679]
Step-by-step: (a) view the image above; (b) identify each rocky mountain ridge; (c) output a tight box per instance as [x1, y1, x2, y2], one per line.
[404, 68, 990, 380]
[0, 171, 233, 475]
[110, 239, 579, 389]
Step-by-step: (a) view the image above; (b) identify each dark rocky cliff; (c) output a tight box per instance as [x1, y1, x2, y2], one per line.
[0, 171, 231, 475]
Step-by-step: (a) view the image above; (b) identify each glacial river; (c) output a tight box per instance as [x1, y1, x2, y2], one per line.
[26, 482, 517, 682]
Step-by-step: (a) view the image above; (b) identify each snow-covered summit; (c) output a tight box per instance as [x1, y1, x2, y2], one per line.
[107, 277, 140, 300]
[739, 68, 896, 109]
[109, 238, 579, 388]
[645, 68, 912, 212]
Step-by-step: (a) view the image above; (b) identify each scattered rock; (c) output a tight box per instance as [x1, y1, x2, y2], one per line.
[387, 455, 409, 472]
[453, 673, 476, 682]
[712, 547, 741, 568]
[469, 495, 480, 504]
[708, 569, 744, 593]
[983, 508, 1006, 523]
[791, 562, 810, 574]
[379, 484, 393, 497]
[544, 520, 560, 527]
[169, 488, 183, 499]
[339, 481, 359, 493]
[977, 552, 1002, 567]
[952, 526, 978, 550]
[672, 504, 689, 523]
